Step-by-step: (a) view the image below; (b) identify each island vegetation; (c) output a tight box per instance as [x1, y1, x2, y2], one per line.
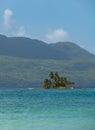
[43, 72, 75, 89]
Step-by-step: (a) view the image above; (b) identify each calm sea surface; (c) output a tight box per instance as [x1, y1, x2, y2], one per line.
[0, 88, 95, 130]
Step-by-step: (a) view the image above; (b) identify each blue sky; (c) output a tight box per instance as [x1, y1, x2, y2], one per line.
[0, 0, 95, 54]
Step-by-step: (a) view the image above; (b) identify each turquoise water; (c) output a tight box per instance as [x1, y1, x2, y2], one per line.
[0, 88, 95, 130]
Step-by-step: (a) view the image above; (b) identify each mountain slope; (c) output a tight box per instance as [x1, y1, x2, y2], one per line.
[0, 34, 95, 88]
[0, 55, 95, 88]
[0, 35, 94, 60]
[50, 42, 94, 59]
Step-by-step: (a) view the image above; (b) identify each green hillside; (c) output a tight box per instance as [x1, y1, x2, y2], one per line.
[0, 35, 95, 88]
[0, 35, 94, 60]
[0, 55, 95, 88]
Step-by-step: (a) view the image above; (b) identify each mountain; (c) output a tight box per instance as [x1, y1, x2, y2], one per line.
[0, 34, 95, 88]
[0, 35, 94, 60]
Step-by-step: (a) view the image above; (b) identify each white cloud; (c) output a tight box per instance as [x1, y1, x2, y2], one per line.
[2, 10, 68, 43]
[3, 9, 13, 30]
[45, 28, 68, 43]
[17, 26, 27, 37]
[16, 26, 34, 38]
[2, 9, 31, 38]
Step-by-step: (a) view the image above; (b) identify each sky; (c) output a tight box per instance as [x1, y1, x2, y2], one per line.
[0, 0, 95, 54]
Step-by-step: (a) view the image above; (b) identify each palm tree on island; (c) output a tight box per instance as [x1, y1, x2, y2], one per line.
[43, 72, 74, 89]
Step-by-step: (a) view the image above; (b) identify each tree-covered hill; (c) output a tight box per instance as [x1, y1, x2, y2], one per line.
[0, 35, 94, 60]
[0, 55, 95, 88]
[0, 34, 95, 88]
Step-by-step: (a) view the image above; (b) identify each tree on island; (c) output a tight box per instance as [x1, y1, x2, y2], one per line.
[43, 72, 74, 89]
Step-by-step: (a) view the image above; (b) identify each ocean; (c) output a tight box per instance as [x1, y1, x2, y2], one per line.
[0, 88, 95, 130]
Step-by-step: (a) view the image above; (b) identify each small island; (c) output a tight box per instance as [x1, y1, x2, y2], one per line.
[43, 72, 74, 89]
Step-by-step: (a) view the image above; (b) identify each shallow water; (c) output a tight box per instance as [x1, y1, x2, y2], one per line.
[0, 88, 95, 130]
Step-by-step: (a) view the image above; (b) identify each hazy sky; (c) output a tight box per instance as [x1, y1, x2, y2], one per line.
[0, 0, 95, 54]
